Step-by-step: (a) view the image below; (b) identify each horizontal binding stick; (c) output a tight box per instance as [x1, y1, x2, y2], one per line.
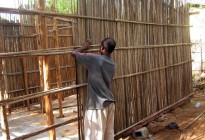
[12, 117, 81, 140]
[0, 7, 191, 27]
[0, 43, 195, 58]
[114, 60, 192, 79]
[48, 26, 76, 32]
[0, 83, 88, 106]
[7, 79, 76, 93]
[2, 65, 75, 75]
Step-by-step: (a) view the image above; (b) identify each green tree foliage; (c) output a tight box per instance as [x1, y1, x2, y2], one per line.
[46, 0, 78, 14]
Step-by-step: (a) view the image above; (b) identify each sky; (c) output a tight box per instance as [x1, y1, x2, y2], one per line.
[189, 0, 205, 4]
[0, 0, 20, 8]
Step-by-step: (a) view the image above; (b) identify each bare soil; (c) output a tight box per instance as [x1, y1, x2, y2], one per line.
[154, 90, 205, 140]
[126, 90, 205, 140]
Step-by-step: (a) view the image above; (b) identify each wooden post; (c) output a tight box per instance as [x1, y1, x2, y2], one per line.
[0, 26, 10, 140]
[2, 60, 11, 114]
[53, 18, 64, 118]
[34, 0, 45, 113]
[77, 1, 87, 139]
[51, 0, 56, 12]
[0, 89, 10, 140]
[51, 0, 63, 118]
[39, 0, 56, 139]
[201, 43, 203, 73]
[20, 15, 30, 111]
[39, 55, 45, 113]
[72, 19, 83, 140]
[0, 26, 11, 114]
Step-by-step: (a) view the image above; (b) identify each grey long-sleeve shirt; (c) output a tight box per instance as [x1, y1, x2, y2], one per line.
[76, 53, 115, 110]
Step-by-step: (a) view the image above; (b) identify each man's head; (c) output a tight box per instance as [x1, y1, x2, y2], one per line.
[100, 38, 116, 55]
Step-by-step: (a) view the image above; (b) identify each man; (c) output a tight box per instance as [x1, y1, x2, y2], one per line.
[71, 38, 116, 140]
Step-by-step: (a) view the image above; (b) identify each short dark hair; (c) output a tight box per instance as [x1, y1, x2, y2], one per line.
[101, 37, 116, 53]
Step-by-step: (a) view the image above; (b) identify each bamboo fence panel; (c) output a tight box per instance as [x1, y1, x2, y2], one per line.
[76, 0, 192, 133]
[0, 0, 192, 139]
[0, 16, 77, 111]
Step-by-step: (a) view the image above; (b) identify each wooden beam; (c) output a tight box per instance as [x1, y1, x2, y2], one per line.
[0, 83, 88, 106]
[0, 43, 195, 58]
[0, 23, 73, 27]
[48, 26, 75, 32]
[53, 18, 64, 118]
[0, 7, 192, 27]
[39, 0, 56, 139]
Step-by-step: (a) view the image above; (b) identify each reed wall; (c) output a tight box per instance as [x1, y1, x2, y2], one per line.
[76, 0, 192, 133]
[0, 0, 192, 137]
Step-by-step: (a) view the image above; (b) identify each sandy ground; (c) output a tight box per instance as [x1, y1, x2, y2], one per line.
[126, 90, 205, 140]
[155, 91, 205, 140]
[154, 90, 205, 140]
[0, 95, 79, 140]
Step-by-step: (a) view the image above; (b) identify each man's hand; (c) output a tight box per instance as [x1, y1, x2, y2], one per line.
[71, 39, 92, 57]
[82, 39, 92, 50]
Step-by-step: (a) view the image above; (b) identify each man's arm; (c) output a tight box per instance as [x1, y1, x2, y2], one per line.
[71, 39, 92, 57]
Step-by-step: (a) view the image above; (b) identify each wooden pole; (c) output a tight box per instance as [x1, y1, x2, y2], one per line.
[39, 0, 56, 139]
[0, 83, 88, 106]
[20, 14, 30, 111]
[0, 7, 192, 27]
[72, 18, 82, 140]
[0, 26, 10, 140]
[51, 0, 63, 118]
[0, 25, 11, 114]
[2, 60, 11, 114]
[53, 18, 64, 118]
[0, 84, 10, 140]
[51, 0, 55, 12]
[34, 0, 45, 113]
